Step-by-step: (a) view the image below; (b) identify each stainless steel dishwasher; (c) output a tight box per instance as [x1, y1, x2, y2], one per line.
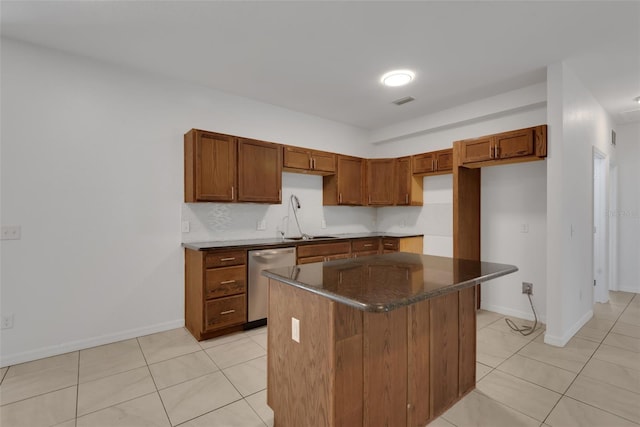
[247, 247, 296, 327]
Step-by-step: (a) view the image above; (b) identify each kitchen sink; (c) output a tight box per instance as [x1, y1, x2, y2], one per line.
[284, 235, 338, 241]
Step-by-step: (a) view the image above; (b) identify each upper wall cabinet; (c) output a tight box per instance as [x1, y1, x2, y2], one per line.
[412, 148, 453, 176]
[283, 146, 336, 175]
[396, 156, 424, 206]
[366, 158, 396, 206]
[184, 129, 282, 204]
[457, 125, 547, 167]
[237, 138, 283, 203]
[323, 155, 364, 205]
[185, 129, 237, 203]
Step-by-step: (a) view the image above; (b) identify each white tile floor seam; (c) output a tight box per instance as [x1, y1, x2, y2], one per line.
[2, 291, 639, 427]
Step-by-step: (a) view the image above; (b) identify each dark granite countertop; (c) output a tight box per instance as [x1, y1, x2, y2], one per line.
[262, 253, 518, 312]
[182, 232, 423, 251]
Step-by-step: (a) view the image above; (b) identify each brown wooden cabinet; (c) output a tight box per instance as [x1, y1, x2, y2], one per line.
[184, 129, 237, 202]
[351, 238, 380, 258]
[267, 277, 476, 427]
[323, 155, 365, 205]
[185, 129, 282, 204]
[283, 146, 336, 175]
[237, 138, 282, 203]
[185, 248, 247, 340]
[382, 236, 423, 254]
[412, 148, 454, 176]
[396, 156, 424, 206]
[366, 158, 396, 206]
[297, 241, 351, 264]
[457, 125, 547, 167]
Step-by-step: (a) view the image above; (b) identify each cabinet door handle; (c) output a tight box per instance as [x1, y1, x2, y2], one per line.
[490, 145, 494, 159]
[220, 257, 236, 261]
[405, 193, 409, 204]
[220, 280, 236, 285]
[231, 186, 235, 199]
[431, 159, 435, 170]
[309, 158, 313, 169]
[495, 145, 500, 158]
[368, 195, 372, 204]
[435, 159, 438, 170]
[312, 158, 316, 169]
[364, 244, 373, 247]
[220, 310, 236, 315]
[339, 193, 342, 203]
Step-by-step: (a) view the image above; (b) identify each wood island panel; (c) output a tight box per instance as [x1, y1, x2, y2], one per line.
[267, 274, 482, 426]
[429, 292, 459, 415]
[267, 279, 334, 427]
[363, 309, 408, 427]
[407, 299, 430, 425]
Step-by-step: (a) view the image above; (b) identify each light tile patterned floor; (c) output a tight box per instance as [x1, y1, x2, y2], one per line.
[0, 291, 638, 426]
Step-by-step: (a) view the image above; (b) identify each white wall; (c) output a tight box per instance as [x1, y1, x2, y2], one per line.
[374, 100, 548, 321]
[615, 122, 640, 293]
[545, 62, 617, 346]
[481, 161, 547, 321]
[182, 173, 376, 243]
[0, 38, 370, 366]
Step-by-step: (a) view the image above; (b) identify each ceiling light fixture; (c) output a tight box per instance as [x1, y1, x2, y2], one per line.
[381, 70, 415, 87]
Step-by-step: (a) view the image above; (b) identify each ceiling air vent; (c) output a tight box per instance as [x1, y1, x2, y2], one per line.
[392, 96, 415, 106]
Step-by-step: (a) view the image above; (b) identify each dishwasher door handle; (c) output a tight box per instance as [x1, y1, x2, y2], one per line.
[251, 249, 295, 257]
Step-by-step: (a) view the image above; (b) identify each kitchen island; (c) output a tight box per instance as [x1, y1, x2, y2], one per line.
[263, 253, 517, 427]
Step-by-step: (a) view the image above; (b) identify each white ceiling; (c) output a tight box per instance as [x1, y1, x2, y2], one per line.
[2, 1, 639, 130]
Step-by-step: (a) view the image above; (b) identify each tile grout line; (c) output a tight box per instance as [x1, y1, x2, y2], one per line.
[540, 296, 636, 426]
[474, 323, 556, 425]
[135, 336, 173, 427]
[75, 350, 80, 427]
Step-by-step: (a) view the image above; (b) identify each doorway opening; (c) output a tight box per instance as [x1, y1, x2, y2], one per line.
[593, 147, 608, 303]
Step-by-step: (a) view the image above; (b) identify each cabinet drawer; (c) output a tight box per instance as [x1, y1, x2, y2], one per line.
[353, 250, 379, 258]
[381, 238, 399, 251]
[298, 255, 326, 265]
[352, 238, 379, 252]
[205, 265, 246, 299]
[205, 294, 246, 330]
[297, 241, 351, 258]
[205, 250, 246, 268]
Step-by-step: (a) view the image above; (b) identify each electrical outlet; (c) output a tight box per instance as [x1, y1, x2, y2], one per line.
[257, 220, 267, 231]
[520, 223, 529, 233]
[1, 314, 14, 329]
[291, 317, 300, 343]
[1, 226, 21, 240]
[181, 221, 190, 233]
[321, 219, 327, 229]
[522, 282, 533, 295]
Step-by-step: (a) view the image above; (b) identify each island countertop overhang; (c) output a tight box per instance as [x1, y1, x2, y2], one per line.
[262, 252, 518, 312]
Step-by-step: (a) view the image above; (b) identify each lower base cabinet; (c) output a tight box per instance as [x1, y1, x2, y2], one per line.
[185, 248, 247, 341]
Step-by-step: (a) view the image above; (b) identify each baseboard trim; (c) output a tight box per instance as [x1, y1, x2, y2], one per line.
[615, 285, 640, 294]
[480, 303, 546, 324]
[1, 319, 185, 367]
[543, 309, 593, 347]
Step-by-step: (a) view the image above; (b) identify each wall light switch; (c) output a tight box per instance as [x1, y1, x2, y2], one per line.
[291, 317, 300, 343]
[1, 226, 21, 240]
[321, 219, 327, 229]
[181, 221, 190, 233]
